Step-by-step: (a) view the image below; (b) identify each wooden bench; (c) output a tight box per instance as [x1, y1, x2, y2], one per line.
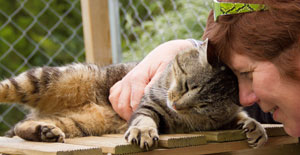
[2, 1, 299, 155]
[0, 124, 298, 155]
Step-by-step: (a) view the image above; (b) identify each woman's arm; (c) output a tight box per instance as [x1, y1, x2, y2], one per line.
[109, 39, 195, 120]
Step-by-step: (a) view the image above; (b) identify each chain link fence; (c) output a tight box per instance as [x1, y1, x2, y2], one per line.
[0, 0, 212, 135]
[119, 0, 212, 62]
[0, 0, 85, 135]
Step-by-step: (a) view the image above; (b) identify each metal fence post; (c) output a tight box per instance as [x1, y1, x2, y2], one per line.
[109, 0, 122, 64]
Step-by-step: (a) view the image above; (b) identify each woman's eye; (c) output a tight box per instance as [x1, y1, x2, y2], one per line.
[240, 71, 253, 79]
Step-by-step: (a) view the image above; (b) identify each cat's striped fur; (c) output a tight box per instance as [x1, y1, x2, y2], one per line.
[2, 63, 137, 142]
[1, 40, 267, 149]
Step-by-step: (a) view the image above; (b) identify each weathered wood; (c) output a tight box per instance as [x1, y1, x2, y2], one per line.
[262, 124, 288, 137]
[103, 134, 207, 148]
[0, 124, 296, 155]
[1, 135, 296, 155]
[158, 134, 207, 148]
[193, 124, 288, 142]
[133, 136, 298, 155]
[66, 136, 141, 154]
[264, 135, 298, 147]
[0, 137, 102, 155]
[80, 0, 112, 65]
[194, 130, 246, 142]
[213, 143, 300, 155]
[66, 134, 206, 154]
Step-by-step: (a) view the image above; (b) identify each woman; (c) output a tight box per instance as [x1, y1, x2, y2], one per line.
[109, 0, 300, 137]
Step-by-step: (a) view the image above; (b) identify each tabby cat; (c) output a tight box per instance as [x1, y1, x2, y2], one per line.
[1, 40, 267, 150]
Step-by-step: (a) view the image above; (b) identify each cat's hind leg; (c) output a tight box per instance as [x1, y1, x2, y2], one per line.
[14, 119, 65, 142]
[13, 103, 127, 142]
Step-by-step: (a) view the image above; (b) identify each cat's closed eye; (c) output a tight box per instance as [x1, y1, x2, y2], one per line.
[190, 85, 199, 90]
[184, 81, 189, 91]
[184, 81, 198, 90]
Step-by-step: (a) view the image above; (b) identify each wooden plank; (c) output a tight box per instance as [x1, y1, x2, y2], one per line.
[134, 139, 250, 155]
[80, 0, 112, 65]
[262, 124, 288, 137]
[66, 136, 142, 154]
[133, 136, 298, 155]
[194, 130, 246, 142]
[0, 133, 296, 155]
[0, 137, 102, 155]
[158, 134, 207, 148]
[213, 143, 300, 155]
[264, 135, 298, 147]
[103, 134, 207, 148]
[193, 124, 287, 142]
[67, 134, 206, 154]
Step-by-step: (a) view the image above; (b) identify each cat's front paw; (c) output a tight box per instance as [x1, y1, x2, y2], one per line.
[124, 126, 159, 150]
[238, 118, 268, 148]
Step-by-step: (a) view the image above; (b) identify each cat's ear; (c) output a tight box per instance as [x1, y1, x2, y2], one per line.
[198, 38, 211, 67]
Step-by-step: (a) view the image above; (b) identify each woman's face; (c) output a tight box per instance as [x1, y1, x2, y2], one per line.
[229, 52, 300, 137]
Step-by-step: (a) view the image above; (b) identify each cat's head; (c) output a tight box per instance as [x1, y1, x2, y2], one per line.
[167, 39, 240, 117]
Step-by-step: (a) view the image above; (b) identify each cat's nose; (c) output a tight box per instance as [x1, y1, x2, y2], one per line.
[172, 102, 177, 110]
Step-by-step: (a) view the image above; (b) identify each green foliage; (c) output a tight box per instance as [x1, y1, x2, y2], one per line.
[120, 0, 212, 62]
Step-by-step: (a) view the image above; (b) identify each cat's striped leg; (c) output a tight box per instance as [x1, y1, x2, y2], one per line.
[14, 119, 65, 142]
[125, 115, 159, 150]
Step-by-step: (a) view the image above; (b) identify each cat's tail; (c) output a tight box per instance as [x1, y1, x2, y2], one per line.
[0, 64, 101, 111]
[0, 63, 136, 111]
[0, 67, 61, 106]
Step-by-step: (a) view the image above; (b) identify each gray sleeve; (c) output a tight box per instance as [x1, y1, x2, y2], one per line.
[186, 39, 203, 49]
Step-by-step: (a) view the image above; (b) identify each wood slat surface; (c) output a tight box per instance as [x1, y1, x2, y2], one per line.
[0, 137, 102, 155]
[158, 134, 207, 148]
[213, 143, 300, 155]
[66, 136, 141, 154]
[66, 134, 207, 154]
[194, 130, 246, 142]
[0, 124, 296, 155]
[102, 134, 207, 148]
[262, 124, 288, 137]
[133, 136, 299, 155]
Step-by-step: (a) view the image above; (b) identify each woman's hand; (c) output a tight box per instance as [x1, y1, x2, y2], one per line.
[109, 40, 194, 121]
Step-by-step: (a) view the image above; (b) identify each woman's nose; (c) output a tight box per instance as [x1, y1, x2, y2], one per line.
[239, 91, 259, 106]
[238, 82, 259, 106]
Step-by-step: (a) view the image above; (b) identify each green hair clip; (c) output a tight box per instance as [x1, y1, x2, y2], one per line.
[213, 0, 268, 21]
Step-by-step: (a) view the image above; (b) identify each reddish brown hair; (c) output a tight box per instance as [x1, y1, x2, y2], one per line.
[203, 0, 300, 80]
